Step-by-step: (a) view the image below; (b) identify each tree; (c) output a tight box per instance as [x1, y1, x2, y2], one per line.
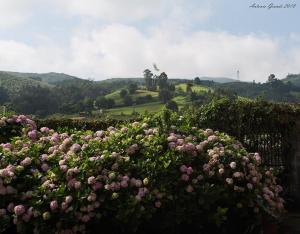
[123, 95, 133, 106]
[128, 83, 138, 94]
[159, 89, 172, 103]
[120, 89, 128, 98]
[169, 84, 175, 92]
[158, 72, 168, 90]
[95, 96, 115, 109]
[82, 97, 94, 113]
[143, 69, 154, 91]
[12, 85, 58, 116]
[268, 74, 276, 82]
[194, 77, 201, 85]
[165, 100, 178, 111]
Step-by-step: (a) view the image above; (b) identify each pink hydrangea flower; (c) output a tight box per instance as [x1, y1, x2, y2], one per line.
[181, 174, 189, 181]
[20, 157, 32, 167]
[88, 176, 96, 185]
[50, 200, 58, 210]
[65, 196, 73, 204]
[247, 183, 253, 190]
[186, 167, 193, 175]
[87, 193, 97, 202]
[186, 185, 194, 193]
[81, 214, 90, 222]
[167, 135, 177, 142]
[120, 180, 128, 188]
[28, 130, 37, 140]
[207, 135, 218, 142]
[92, 182, 103, 191]
[40, 127, 50, 133]
[70, 144, 81, 152]
[41, 163, 49, 172]
[180, 165, 187, 173]
[226, 178, 233, 185]
[74, 181, 81, 189]
[229, 162, 236, 169]
[254, 153, 261, 163]
[135, 179, 142, 187]
[14, 205, 25, 216]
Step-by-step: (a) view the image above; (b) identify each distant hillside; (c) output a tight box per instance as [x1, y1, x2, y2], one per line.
[2, 71, 79, 84]
[282, 74, 300, 87]
[219, 79, 300, 103]
[0, 71, 51, 96]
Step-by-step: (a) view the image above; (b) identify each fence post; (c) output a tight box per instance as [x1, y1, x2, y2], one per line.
[290, 119, 300, 205]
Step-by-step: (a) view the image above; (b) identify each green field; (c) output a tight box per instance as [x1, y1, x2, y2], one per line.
[172, 96, 187, 106]
[105, 89, 159, 105]
[175, 83, 209, 93]
[106, 102, 164, 116]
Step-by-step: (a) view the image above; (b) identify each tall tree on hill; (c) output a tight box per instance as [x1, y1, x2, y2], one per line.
[194, 77, 201, 84]
[158, 72, 168, 90]
[268, 74, 276, 82]
[143, 69, 154, 91]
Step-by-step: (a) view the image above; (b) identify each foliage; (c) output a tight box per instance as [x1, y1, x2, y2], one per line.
[120, 89, 128, 98]
[218, 79, 300, 103]
[283, 73, 300, 87]
[12, 86, 59, 117]
[123, 95, 133, 106]
[165, 101, 178, 112]
[159, 89, 172, 103]
[95, 97, 115, 109]
[128, 83, 138, 94]
[0, 116, 37, 144]
[0, 114, 285, 233]
[185, 97, 300, 138]
[0, 87, 9, 105]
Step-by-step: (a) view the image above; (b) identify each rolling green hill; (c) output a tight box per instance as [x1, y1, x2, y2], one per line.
[2, 71, 79, 84]
[0, 71, 51, 96]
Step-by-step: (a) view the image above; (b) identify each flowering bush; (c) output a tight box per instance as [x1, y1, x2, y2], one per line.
[0, 115, 36, 143]
[0, 114, 285, 233]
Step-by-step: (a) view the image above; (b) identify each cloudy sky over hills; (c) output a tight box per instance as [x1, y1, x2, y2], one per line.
[0, 0, 299, 81]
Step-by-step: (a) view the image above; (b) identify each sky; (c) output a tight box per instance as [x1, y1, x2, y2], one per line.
[0, 0, 299, 82]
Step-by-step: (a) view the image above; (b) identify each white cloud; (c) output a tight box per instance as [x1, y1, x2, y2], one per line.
[0, 24, 300, 82]
[0, 0, 36, 28]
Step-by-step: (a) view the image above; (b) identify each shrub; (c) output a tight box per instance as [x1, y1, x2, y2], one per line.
[0, 114, 284, 233]
[0, 115, 36, 143]
[165, 100, 178, 112]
